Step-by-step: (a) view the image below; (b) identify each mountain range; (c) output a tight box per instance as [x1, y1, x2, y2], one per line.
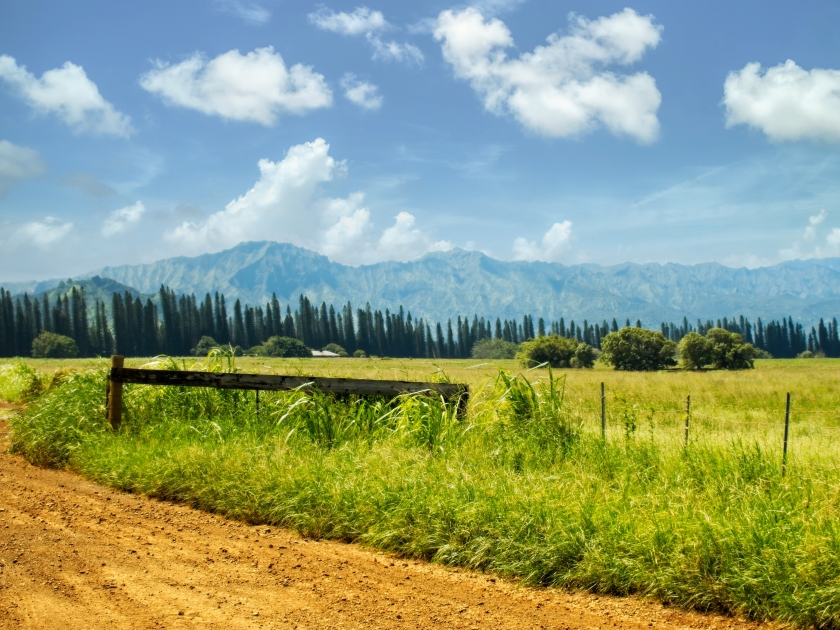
[4, 241, 840, 325]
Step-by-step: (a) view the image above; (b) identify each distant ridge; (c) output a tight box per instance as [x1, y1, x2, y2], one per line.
[5, 241, 840, 324]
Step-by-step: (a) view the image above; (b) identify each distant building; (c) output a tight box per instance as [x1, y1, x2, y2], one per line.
[311, 350, 340, 358]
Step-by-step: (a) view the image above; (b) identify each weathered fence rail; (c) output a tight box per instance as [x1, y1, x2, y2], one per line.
[106, 355, 468, 429]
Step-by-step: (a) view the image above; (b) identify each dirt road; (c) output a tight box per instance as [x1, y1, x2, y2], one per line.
[0, 413, 772, 630]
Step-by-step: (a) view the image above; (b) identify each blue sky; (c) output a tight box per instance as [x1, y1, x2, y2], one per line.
[1, 0, 840, 281]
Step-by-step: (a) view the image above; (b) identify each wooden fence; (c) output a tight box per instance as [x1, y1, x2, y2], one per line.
[106, 356, 468, 429]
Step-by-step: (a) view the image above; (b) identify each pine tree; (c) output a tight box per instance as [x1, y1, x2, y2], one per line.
[232, 300, 246, 348]
[284, 306, 296, 339]
[342, 302, 356, 352]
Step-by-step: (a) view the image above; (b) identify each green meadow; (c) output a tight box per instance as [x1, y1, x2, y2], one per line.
[3, 356, 840, 628]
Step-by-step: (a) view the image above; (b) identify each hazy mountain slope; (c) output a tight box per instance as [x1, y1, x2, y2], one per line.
[0, 277, 64, 296]
[76, 241, 840, 324]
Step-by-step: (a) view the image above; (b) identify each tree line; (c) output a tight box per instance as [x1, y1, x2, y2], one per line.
[1, 285, 839, 359]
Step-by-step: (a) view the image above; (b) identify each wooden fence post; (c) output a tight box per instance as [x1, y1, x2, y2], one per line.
[108, 355, 124, 430]
[684, 395, 691, 446]
[600, 382, 606, 439]
[782, 392, 791, 476]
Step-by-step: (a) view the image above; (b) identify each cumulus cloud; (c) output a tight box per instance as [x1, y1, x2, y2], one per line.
[0, 140, 45, 196]
[378, 212, 453, 261]
[0, 56, 133, 137]
[341, 73, 383, 109]
[102, 201, 145, 237]
[803, 209, 827, 241]
[778, 210, 840, 260]
[309, 6, 389, 34]
[309, 6, 424, 65]
[213, 0, 271, 24]
[139, 47, 332, 125]
[512, 221, 572, 262]
[19, 217, 73, 247]
[367, 35, 424, 64]
[433, 7, 662, 142]
[724, 60, 840, 142]
[165, 138, 446, 264]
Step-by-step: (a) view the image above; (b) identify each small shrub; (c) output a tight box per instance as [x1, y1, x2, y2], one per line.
[353, 349, 367, 358]
[571, 342, 595, 368]
[471, 338, 518, 360]
[191, 336, 219, 356]
[797, 350, 815, 359]
[600, 327, 676, 371]
[517, 335, 594, 368]
[250, 336, 310, 357]
[705, 328, 757, 369]
[31, 332, 78, 359]
[680, 328, 757, 370]
[323, 343, 348, 357]
[678, 331, 710, 370]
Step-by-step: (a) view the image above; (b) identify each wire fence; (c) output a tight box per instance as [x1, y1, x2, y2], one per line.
[556, 382, 840, 474]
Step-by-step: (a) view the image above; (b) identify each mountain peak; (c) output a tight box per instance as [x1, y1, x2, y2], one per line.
[30, 241, 828, 324]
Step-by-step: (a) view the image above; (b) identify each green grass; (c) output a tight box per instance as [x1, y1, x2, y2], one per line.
[4, 356, 840, 628]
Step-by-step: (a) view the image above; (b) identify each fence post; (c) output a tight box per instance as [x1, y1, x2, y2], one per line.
[108, 355, 125, 430]
[600, 382, 606, 439]
[684, 395, 690, 446]
[255, 389, 260, 415]
[782, 392, 791, 476]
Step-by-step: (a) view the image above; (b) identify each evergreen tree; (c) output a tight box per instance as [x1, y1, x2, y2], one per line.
[342, 302, 356, 352]
[232, 299, 246, 348]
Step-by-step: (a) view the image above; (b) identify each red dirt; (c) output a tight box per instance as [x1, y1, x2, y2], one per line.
[0, 416, 776, 629]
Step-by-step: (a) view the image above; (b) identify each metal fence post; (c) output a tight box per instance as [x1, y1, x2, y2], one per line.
[684, 395, 690, 446]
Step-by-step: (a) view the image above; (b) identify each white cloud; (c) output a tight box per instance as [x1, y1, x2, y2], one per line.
[377, 212, 453, 261]
[102, 201, 146, 237]
[341, 73, 383, 109]
[0, 140, 46, 196]
[803, 209, 827, 241]
[322, 207, 373, 258]
[433, 7, 662, 142]
[512, 221, 572, 261]
[213, 0, 271, 24]
[139, 47, 332, 125]
[309, 6, 389, 35]
[0, 55, 133, 137]
[779, 210, 840, 260]
[166, 138, 337, 251]
[724, 60, 840, 142]
[166, 138, 447, 265]
[19, 217, 73, 247]
[367, 35, 424, 65]
[309, 6, 423, 65]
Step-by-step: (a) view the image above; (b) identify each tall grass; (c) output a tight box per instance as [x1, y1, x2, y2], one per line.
[4, 357, 840, 628]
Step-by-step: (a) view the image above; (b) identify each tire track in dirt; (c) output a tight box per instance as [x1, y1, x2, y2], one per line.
[0, 414, 776, 629]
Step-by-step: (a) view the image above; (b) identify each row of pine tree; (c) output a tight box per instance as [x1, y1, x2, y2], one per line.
[1, 285, 839, 359]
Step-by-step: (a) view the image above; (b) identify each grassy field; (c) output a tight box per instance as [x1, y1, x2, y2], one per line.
[3, 356, 840, 627]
